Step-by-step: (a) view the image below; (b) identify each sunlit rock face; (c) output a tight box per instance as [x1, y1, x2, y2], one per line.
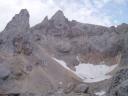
[0, 9, 128, 96]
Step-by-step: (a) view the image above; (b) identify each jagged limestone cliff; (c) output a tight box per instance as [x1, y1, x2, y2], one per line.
[0, 9, 128, 96]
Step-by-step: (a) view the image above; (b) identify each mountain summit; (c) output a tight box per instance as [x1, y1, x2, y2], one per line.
[5, 9, 30, 31]
[51, 10, 69, 29]
[0, 9, 128, 96]
[51, 10, 65, 20]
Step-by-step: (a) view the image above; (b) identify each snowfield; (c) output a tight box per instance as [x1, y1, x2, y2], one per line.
[75, 63, 118, 83]
[95, 91, 106, 96]
[52, 57, 72, 71]
[52, 57, 118, 83]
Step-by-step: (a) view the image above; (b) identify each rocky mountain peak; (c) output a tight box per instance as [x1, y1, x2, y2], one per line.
[116, 23, 128, 33]
[1, 9, 30, 41]
[41, 16, 49, 25]
[51, 10, 68, 28]
[19, 9, 29, 16]
[1, 9, 128, 96]
[51, 10, 64, 20]
[4, 9, 30, 33]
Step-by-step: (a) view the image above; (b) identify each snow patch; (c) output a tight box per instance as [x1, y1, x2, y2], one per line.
[52, 57, 118, 83]
[52, 57, 72, 71]
[75, 63, 118, 83]
[95, 91, 106, 96]
[76, 56, 81, 63]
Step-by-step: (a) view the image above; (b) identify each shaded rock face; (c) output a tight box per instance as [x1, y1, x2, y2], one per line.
[108, 30, 128, 96]
[1, 9, 29, 39]
[107, 68, 128, 96]
[12, 35, 33, 55]
[120, 32, 128, 66]
[74, 83, 89, 93]
[116, 23, 128, 34]
[0, 9, 128, 96]
[55, 40, 72, 53]
[0, 64, 10, 81]
[109, 68, 128, 90]
[114, 81, 128, 96]
[31, 10, 122, 67]
[107, 26, 128, 96]
[0, 9, 30, 54]
[107, 35, 128, 96]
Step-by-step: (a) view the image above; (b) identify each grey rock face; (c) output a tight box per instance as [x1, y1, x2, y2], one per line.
[74, 83, 89, 93]
[120, 32, 128, 66]
[109, 68, 128, 90]
[107, 68, 128, 96]
[6, 9, 29, 31]
[32, 11, 122, 65]
[0, 64, 10, 80]
[110, 80, 128, 96]
[63, 82, 75, 94]
[0, 9, 30, 54]
[107, 24, 128, 96]
[87, 31, 120, 55]
[116, 23, 128, 34]
[55, 40, 72, 53]
[2, 9, 29, 39]
[51, 10, 66, 26]
[30, 10, 122, 66]
[0, 9, 128, 96]
[12, 34, 33, 55]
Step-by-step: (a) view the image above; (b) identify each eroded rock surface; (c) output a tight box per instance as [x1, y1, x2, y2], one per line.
[0, 9, 128, 96]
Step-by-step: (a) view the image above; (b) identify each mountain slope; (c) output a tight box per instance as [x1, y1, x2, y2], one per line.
[0, 9, 128, 96]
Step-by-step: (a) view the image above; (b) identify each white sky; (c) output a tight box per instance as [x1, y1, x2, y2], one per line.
[0, 0, 127, 31]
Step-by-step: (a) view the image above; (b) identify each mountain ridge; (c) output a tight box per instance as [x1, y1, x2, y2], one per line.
[0, 9, 128, 96]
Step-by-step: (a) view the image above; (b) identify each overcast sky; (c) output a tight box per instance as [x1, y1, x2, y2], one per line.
[0, 0, 128, 31]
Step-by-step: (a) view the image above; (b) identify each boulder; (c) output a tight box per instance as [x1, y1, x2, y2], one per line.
[74, 83, 89, 93]
[56, 40, 72, 54]
[0, 64, 10, 80]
